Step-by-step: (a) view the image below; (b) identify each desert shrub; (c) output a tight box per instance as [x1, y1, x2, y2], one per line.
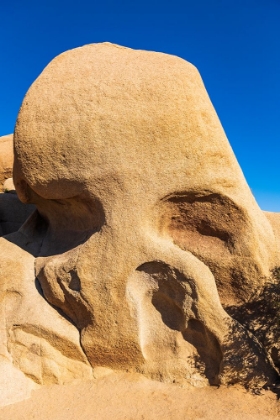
[226, 267, 280, 370]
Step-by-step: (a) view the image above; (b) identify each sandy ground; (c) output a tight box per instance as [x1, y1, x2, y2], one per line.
[0, 372, 279, 420]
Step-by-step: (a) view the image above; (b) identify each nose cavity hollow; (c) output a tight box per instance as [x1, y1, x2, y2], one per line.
[137, 261, 196, 330]
[136, 261, 223, 384]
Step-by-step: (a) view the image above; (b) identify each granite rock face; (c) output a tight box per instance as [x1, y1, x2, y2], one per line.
[0, 134, 13, 191]
[1, 43, 280, 406]
[0, 134, 35, 236]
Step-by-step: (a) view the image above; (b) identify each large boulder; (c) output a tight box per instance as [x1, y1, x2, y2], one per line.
[1, 43, 280, 406]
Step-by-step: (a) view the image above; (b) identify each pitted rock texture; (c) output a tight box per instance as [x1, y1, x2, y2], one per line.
[0, 134, 13, 191]
[1, 43, 280, 406]
[0, 134, 35, 236]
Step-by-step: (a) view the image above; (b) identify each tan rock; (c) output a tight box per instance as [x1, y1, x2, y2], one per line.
[0, 43, 279, 406]
[0, 139, 35, 237]
[0, 222, 93, 407]
[0, 358, 37, 407]
[0, 134, 13, 192]
[265, 211, 280, 265]
[3, 177, 15, 193]
[14, 43, 277, 306]
[0, 136, 35, 237]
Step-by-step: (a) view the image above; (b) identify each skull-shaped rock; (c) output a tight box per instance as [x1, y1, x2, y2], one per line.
[12, 43, 279, 387]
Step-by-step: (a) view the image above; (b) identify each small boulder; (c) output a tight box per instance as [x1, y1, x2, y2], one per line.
[0, 134, 13, 192]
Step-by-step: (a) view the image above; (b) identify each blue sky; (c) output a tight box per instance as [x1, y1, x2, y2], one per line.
[0, 0, 279, 211]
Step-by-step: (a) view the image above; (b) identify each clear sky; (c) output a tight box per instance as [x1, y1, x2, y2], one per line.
[1, 0, 279, 211]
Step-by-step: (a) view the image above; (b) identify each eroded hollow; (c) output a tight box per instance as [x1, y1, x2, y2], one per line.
[157, 192, 247, 255]
[156, 191, 257, 305]
[36, 256, 94, 330]
[137, 261, 196, 331]
[18, 182, 106, 256]
[137, 261, 222, 384]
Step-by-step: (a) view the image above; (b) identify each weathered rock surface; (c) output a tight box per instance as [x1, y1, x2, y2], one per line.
[0, 134, 35, 236]
[0, 224, 93, 405]
[0, 134, 13, 191]
[3, 177, 15, 193]
[265, 212, 280, 262]
[1, 43, 280, 409]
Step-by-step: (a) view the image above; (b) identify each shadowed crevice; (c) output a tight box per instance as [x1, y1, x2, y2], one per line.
[183, 319, 222, 385]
